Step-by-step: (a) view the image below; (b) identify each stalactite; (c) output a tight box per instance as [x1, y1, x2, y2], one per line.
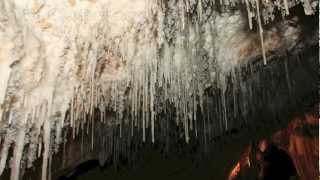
[0, 108, 3, 122]
[91, 117, 94, 150]
[284, 0, 290, 15]
[255, 0, 267, 65]
[42, 120, 51, 180]
[48, 156, 52, 180]
[284, 54, 292, 95]
[245, 0, 253, 30]
[0, 0, 317, 179]
[8, 109, 13, 125]
[38, 138, 42, 158]
[0, 135, 11, 176]
[10, 118, 26, 180]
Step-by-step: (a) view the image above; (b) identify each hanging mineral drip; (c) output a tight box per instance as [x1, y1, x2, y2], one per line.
[0, 108, 3, 122]
[11, 114, 27, 180]
[284, 0, 290, 15]
[245, 0, 253, 29]
[198, 0, 203, 23]
[0, 1, 317, 180]
[42, 112, 52, 180]
[255, 0, 267, 65]
[284, 55, 292, 95]
[0, 127, 13, 176]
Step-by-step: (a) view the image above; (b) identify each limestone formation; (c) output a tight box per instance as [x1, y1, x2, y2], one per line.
[0, 0, 317, 180]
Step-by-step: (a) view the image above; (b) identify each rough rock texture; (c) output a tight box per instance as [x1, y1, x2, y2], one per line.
[228, 105, 318, 180]
[0, 0, 318, 180]
[272, 106, 319, 180]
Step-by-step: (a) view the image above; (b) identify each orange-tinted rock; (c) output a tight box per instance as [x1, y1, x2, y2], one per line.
[229, 105, 319, 180]
[68, 0, 76, 7]
[274, 106, 319, 180]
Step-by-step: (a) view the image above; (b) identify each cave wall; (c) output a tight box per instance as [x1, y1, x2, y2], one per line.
[0, 0, 318, 180]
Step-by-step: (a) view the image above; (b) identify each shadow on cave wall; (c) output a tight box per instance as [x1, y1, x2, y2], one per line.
[58, 136, 299, 180]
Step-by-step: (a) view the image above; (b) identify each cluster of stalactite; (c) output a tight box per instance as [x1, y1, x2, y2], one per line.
[103, 0, 318, 147]
[0, 0, 317, 180]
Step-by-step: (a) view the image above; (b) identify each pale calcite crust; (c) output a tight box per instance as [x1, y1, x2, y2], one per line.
[0, 0, 317, 180]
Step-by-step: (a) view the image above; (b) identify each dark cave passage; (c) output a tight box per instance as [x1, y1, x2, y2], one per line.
[256, 142, 297, 180]
[57, 105, 317, 180]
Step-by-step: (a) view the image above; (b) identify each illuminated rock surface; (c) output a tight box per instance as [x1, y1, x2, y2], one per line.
[0, 0, 318, 180]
